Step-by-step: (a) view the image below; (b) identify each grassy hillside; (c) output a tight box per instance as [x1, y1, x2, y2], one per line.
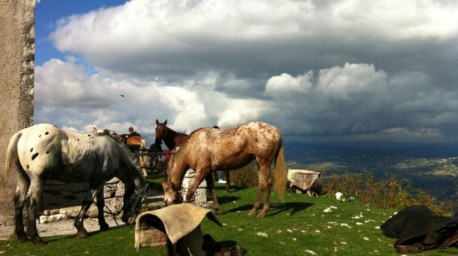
[1, 183, 455, 255]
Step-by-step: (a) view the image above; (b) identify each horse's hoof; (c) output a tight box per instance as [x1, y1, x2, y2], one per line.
[76, 229, 89, 238]
[248, 210, 256, 216]
[100, 223, 110, 231]
[17, 234, 29, 243]
[31, 235, 46, 245]
[257, 212, 266, 218]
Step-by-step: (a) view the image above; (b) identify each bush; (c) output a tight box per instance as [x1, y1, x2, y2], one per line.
[226, 165, 455, 216]
[321, 172, 455, 215]
[228, 163, 258, 187]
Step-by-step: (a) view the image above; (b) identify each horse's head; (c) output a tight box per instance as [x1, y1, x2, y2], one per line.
[121, 184, 147, 225]
[162, 181, 181, 206]
[161, 147, 186, 205]
[155, 119, 168, 140]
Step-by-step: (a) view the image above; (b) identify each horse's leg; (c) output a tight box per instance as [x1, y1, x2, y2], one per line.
[248, 161, 272, 218]
[25, 177, 45, 244]
[74, 188, 97, 238]
[13, 174, 29, 242]
[184, 170, 206, 203]
[140, 155, 148, 177]
[258, 168, 273, 218]
[224, 170, 230, 192]
[95, 187, 109, 231]
[204, 174, 220, 213]
[121, 179, 135, 224]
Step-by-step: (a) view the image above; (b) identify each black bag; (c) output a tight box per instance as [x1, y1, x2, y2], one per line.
[380, 205, 458, 253]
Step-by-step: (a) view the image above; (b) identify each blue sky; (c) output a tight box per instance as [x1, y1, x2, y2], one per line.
[35, 0, 458, 145]
[36, 0, 126, 65]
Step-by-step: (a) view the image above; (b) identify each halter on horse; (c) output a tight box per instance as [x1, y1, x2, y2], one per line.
[3, 124, 146, 244]
[163, 121, 287, 217]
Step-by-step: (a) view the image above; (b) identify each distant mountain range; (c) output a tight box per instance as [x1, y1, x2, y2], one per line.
[284, 140, 458, 160]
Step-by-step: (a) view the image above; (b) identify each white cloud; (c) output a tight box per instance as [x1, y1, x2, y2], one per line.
[36, 0, 458, 143]
[49, 0, 458, 78]
[316, 63, 387, 100]
[265, 72, 313, 98]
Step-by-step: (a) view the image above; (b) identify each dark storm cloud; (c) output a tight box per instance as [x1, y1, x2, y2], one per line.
[36, 0, 458, 142]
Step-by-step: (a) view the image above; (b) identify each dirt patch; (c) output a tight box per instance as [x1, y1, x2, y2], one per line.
[0, 216, 127, 240]
[0, 190, 164, 241]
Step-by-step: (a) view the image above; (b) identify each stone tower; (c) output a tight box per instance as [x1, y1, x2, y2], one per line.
[0, 0, 35, 224]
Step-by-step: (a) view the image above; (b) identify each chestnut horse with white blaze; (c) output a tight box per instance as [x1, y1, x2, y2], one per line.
[163, 121, 287, 218]
[3, 124, 146, 244]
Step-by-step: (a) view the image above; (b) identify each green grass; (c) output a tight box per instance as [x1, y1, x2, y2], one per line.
[0, 182, 455, 255]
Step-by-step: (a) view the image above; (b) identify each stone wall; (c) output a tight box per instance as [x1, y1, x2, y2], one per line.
[0, 0, 36, 224]
[39, 178, 126, 223]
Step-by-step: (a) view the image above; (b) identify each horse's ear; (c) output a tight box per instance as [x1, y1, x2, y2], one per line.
[164, 119, 167, 125]
[156, 119, 159, 125]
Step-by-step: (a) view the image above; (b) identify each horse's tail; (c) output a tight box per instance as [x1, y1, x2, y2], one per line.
[273, 142, 287, 204]
[2, 130, 23, 186]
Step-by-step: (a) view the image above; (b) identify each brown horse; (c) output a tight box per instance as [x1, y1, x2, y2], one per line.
[126, 135, 149, 176]
[163, 121, 287, 217]
[155, 120, 230, 187]
[155, 120, 230, 211]
[155, 119, 188, 150]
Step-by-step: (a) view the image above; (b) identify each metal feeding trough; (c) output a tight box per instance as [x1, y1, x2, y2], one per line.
[287, 169, 320, 195]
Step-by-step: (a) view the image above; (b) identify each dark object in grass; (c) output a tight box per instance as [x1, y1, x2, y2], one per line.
[380, 205, 458, 253]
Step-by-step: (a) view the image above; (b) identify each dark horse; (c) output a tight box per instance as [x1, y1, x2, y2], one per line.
[154, 119, 189, 151]
[163, 121, 287, 217]
[3, 124, 146, 244]
[154, 119, 188, 171]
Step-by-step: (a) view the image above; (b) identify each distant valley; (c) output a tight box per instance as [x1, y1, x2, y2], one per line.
[283, 141, 458, 202]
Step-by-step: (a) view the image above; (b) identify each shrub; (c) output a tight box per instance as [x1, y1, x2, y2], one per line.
[228, 163, 258, 187]
[321, 172, 455, 215]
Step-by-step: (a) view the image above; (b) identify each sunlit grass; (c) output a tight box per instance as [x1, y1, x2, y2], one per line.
[0, 181, 455, 255]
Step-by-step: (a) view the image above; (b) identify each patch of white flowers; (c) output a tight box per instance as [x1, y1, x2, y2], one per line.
[335, 192, 344, 201]
[305, 249, 317, 255]
[323, 206, 338, 213]
[256, 232, 268, 237]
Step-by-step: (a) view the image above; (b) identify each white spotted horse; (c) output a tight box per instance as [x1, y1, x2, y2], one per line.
[3, 124, 146, 244]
